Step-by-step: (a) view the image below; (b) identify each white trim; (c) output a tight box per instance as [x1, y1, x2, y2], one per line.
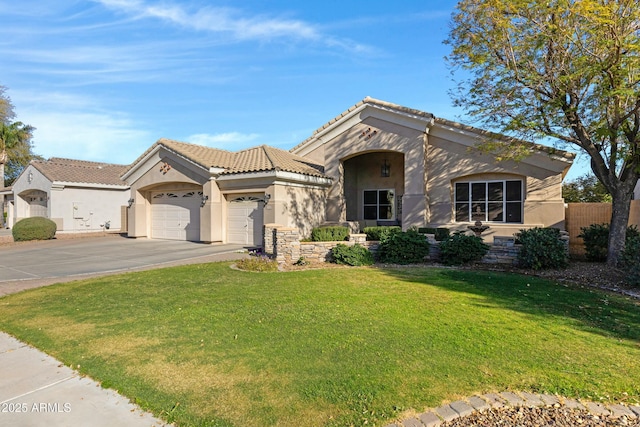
[51, 181, 129, 190]
[216, 170, 332, 186]
[209, 166, 226, 175]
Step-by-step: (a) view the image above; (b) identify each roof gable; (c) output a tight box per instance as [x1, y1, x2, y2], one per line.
[290, 97, 575, 167]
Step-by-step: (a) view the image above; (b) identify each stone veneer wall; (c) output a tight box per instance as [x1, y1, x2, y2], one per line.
[264, 225, 568, 266]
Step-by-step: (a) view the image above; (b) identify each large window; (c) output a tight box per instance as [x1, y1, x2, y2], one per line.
[363, 189, 395, 220]
[455, 180, 523, 223]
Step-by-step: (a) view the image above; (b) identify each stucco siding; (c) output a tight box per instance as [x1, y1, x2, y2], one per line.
[50, 186, 130, 232]
[264, 183, 326, 238]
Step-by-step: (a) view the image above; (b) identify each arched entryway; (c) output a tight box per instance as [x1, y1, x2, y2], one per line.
[342, 151, 404, 226]
[22, 190, 48, 218]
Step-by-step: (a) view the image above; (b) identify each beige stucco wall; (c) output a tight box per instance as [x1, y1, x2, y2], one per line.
[295, 105, 570, 237]
[126, 150, 210, 239]
[263, 183, 327, 238]
[426, 129, 567, 238]
[317, 116, 426, 227]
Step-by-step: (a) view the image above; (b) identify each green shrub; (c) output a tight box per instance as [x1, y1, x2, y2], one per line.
[620, 226, 640, 286]
[331, 243, 374, 266]
[418, 227, 450, 241]
[362, 226, 401, 241]
[12, 217, 57, 242]
[310, 226, 349, 242]
[516, 227, 568, 270]
[235, 255, 278, 272]
[578, 223, 640, 264]
[376, 229, 430, 264]
[438, 231, 490, 265]
[578, 223, 610, 262]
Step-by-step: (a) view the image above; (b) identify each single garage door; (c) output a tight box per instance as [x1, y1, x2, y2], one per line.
[151, 191, 201, 241]
[227, 197, 264, 246]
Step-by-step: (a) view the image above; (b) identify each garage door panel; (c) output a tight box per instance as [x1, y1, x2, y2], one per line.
[227, 198, 264, 246]
[151, 191, 201, 241]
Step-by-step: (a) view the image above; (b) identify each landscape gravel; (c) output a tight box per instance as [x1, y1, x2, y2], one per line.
[441, 405, 640, 427]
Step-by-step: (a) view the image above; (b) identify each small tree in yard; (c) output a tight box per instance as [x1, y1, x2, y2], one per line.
[446, 0, 640, 266]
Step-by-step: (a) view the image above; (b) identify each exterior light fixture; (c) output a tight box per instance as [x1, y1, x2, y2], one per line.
[127, 198, 134, 208]
[264, 193, 271, 206]
[381, 159, 390, 177]
[200, 194, 209, 207]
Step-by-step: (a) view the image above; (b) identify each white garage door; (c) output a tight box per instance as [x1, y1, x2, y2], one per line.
[151, 191, 201, 241]
[227, 197, 264, 246]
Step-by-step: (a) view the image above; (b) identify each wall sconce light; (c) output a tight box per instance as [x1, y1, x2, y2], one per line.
[200, 194, 209, 207]
[381, 159, 390, 177]
[127, 198, 134, 208]
[264, 193, 271, 206]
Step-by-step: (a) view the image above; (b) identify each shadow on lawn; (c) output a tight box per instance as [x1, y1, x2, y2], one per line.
[382, 267, 640, 344]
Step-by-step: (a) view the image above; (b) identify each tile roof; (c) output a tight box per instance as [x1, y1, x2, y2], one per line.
[290, 97, 575, 161]
[31, 158, 129, 186]
[224, 145, 325, 176]
[138, 138, 327, 178]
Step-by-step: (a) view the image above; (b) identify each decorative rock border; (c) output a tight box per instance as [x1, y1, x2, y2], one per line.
[384, 391, 640, 427]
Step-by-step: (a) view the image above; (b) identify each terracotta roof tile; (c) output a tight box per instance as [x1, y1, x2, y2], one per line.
[158, 138, 236, 169]
[223, 145, 325, 177]
[135, 139, 327, 178]
[31, 158, 129, 186]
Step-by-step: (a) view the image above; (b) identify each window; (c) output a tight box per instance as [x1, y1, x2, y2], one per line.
[455, 180, 523, 223]
[363, 189, 395, 220]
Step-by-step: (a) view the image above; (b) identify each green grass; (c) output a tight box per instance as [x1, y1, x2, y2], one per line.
[0, 263, 639, 426]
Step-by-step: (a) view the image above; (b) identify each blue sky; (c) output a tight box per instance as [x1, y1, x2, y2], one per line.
[0, 0, 588, 179]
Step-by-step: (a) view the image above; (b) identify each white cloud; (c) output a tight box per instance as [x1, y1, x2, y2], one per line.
[13, 90, 151, 164]
[186, 132, 260, 149]
[95, 0, 366, 51]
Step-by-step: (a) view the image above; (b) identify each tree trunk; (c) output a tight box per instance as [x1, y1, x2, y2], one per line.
[607, 187, 634, 266]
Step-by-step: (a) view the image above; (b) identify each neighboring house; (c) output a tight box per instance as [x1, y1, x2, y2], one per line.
[11, 158, 130, 232]
[290, 97, 575, 239]
[123, 139, 332, 245]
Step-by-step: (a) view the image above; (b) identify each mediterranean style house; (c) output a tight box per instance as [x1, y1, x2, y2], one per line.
[8, 98, 574, 245]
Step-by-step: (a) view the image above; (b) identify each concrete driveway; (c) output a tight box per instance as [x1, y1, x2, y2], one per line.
[0, 234, 248, 295]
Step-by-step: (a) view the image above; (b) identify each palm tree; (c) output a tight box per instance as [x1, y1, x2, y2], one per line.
[0, 121, 34, 188]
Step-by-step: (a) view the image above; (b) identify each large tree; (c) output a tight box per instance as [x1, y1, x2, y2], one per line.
[0, 85, 37, 187]
[446, 0, 640, 265]
[563, 173, 612, 202]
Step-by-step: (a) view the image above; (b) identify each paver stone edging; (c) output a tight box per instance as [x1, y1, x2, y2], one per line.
[384, 391, 640, 427]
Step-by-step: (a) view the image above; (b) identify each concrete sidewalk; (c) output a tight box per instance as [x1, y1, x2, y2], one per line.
[0, 332, 171, 426]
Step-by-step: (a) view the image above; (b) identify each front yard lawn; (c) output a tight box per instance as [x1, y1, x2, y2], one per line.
[0, 263, 639, 426]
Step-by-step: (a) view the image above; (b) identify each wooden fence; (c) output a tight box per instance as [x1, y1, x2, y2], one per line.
[565, 201, 640, 256]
